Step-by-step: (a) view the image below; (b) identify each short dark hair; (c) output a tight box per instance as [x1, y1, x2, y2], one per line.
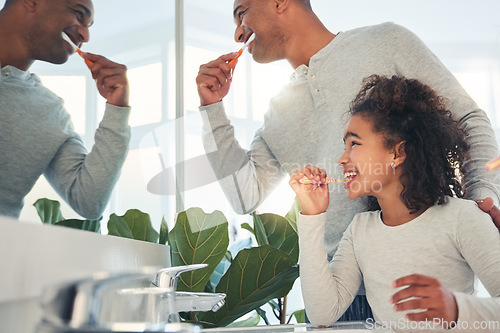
[349, 75, 470, 213]
[2, 0, 21, 9]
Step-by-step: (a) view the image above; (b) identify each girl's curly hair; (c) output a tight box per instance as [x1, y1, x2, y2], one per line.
[349, 75, 470, 213]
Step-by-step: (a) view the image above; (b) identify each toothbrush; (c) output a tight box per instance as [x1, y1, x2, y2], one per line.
[299, 177, 347, 185]
[485, 156, 500, 172]
[62, 32, 94, 67]
[204, 34, 255, 90]
[228, 33, 255, 67]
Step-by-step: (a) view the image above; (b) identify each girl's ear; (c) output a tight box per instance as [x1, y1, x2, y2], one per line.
[393, 140, 407, 168]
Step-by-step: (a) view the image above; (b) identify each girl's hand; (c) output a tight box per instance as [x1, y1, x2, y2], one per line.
[289, 165, 329, 215]
[391, 274, 458, 328]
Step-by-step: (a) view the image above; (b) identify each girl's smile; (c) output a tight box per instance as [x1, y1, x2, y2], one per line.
[338, 114, 401, 200]
[343, 170, 358, 189]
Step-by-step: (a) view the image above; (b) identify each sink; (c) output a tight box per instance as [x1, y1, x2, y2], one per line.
[201, 322, 373, 333]
[36, 322, 200, 333]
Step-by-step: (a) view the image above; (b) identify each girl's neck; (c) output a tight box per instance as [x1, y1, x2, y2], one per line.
[377, 196, 429, 227]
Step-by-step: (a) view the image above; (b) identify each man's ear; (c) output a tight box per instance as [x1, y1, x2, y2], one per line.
[23, 0, 38, 12]
[393, 140, 407, 167]
[274, 0, 290, 13]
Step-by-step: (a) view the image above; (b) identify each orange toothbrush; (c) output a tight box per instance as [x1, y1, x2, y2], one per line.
[228, 33, 255, 67]
[62, 32, 94, 67]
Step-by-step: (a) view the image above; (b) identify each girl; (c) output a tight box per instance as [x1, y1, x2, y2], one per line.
[290, 75, 500, 331]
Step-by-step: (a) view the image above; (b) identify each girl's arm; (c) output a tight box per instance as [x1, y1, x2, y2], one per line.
[390, 202, 500, 329]
[290, 166, 362, 327]
[298, 213, 362, 327]
[453, 203, 500, 325]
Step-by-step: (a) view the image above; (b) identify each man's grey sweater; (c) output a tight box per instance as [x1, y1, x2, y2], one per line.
[0, 65, 130, 219]
[201, 22, 500, 260]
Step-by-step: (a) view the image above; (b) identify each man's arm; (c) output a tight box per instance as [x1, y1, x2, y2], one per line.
[45, 54, 131, 219]
[477, 197, 500, 231]
[197, 54, 285, 214]
[45, 104, 130, 219]
[387, 23, 500, 212]
[200, 103, 285, 214]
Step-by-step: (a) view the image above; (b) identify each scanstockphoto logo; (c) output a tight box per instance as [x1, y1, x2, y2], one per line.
[365, 318, 500, 331]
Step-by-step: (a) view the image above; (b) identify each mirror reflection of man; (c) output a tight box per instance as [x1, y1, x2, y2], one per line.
[0, 0, 131, 219]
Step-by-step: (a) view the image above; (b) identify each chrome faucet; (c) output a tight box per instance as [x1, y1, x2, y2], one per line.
[150, 264, 226, 313]
[37, 268, 173, 332]
[36, 265, 225, 332]
[151, 264, 208, 290]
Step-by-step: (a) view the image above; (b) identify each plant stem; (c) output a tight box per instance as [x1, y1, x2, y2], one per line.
[281, 296, 288, 325]
[277, 298, 282, 321]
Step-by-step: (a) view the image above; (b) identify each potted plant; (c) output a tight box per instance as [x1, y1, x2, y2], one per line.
[34, 198, 304, 327]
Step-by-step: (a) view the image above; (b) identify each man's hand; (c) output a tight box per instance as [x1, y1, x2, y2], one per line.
[82, 52, 129, 107]
[196, 53, 239, 107]
[391, 274, 458, 328]
[476, 197, 500, 231]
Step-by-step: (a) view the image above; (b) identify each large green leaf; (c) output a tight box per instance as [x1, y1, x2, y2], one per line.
[198, 245, 299, 327]
[291, 309, 306, 324]
[208, 251, 232, 292]
[34, 198, 101, 233]
[56, 218, 101, 233]
[256, 307, 271, 325]
[240, 223, 254, 234]
[107, 209, 158, 243]
[209, 237, 252, 292]
[34, 198, 65, 224]
[284, 196, 301, 234]
[226, 312, 260, 327]
[169, 207, 229, 292]
[251, 212, 269, 246]
[159, 216, 169, 245]
[254, 213, 299, 264]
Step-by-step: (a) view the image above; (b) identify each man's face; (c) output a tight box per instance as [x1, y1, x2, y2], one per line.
[28, 0, 94, 64]
[232, 0, 287, 64]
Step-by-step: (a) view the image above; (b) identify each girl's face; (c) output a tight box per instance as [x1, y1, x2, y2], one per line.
[337, 114, 399, 200]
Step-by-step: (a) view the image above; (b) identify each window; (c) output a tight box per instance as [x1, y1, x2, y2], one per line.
[41, 76, 87, 134]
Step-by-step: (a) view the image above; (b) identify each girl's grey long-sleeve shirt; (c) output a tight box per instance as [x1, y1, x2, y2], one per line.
[201, 22, 500, 260]
[0, 65, 130, 219]
[298, 197, 500, 331]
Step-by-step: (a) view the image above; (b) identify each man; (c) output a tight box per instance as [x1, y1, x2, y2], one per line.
[0, 0, 130, 219]
[196, 0, 500, 321]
